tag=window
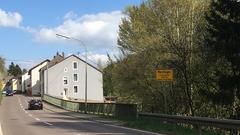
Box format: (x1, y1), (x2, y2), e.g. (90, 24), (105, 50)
(73, 61), (78, 70)
(73, 74), (78, 82)
(73, 85), (78, 93)
(63, 77), (68, 85)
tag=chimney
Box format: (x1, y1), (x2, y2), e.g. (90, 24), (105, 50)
(53, 52), (59, 59)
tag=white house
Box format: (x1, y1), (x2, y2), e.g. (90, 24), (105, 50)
(28, 59), (49, 96)
(21, 72), (30, 93)
(40, 54), (104, 102)
(3, 76), (21, 92)
(11, 76), (21, 91)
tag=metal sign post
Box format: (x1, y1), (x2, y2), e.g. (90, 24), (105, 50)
(156, 69), (174, 114)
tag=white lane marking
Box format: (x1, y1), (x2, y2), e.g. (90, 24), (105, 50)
(0, 122), (3, 135)
(18, 95), (53, 126)
(43, 122), (53, 126)
(35, 118), (40, 121)
(77, 133), (125, 135)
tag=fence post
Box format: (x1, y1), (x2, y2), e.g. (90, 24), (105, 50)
(197, 125), (202, 135)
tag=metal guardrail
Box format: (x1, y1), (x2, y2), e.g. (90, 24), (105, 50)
(43, 94), (137, 118)
(139, 113), (240, 130)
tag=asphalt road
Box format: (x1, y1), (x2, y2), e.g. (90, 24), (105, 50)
(0, 95), (161, 135)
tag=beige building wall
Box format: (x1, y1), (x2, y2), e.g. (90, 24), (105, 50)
(30, 61), (48, 95)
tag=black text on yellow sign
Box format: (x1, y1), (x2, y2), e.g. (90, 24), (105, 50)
(156, 70), (173, 81)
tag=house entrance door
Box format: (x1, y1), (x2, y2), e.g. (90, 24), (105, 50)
(63, 88), (68, 99)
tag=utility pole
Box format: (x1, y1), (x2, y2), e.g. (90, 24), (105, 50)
(56, 34), (88, 114)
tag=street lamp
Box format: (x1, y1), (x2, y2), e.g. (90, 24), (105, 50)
(56, 34), (88, 114)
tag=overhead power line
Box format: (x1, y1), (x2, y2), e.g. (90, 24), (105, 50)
(4, 59), (35, 63)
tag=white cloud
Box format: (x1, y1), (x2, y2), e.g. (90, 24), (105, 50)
(0, 8), (22, 28)
(88, 53), (108, 65)
(64, 11), (78, 20)
(76, 52), (109, 67)
(35, 11), (124, 50)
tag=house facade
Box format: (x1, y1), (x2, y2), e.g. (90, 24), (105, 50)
(28, 59), (49, 96)
(21, 72), (30, 93)
(40, 54), (104, 102)
(3, 76), (21, 92)
(11, 76), (21, 91)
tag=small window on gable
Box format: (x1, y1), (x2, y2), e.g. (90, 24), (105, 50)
(63, 77), (68, 85)
(64, 67), (68, 72)
(73, 85), (78, 93)
(73, 61), (78, 70)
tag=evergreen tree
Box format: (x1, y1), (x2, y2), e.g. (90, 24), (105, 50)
(22, 68), (27, 74)
(8, 62), (22, 77)
(205, 0), (240, 116)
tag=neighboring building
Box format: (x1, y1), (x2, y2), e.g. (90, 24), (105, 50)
(11, 76), (21, 92)
(28, 59), (49, 96)
(21, 72), (30, 93)
(40, 52), (65, 96)
(3, 75), (14, 82)
(40, 53), (104, 102)
(2, 76), (13, 90)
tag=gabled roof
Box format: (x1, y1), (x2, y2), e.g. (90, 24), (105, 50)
(3, 75), (21, 82)
(3, 75), (14, 82)
(40, 54), (65, 71)
(40, 54), (102, 73)
(11, 76), (21, 80)
(28, 59), (50, 75)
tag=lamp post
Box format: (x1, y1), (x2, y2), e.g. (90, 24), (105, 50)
(56, 34), (88, 114)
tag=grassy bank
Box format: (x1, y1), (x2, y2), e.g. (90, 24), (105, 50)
(123, 117), (222, 135)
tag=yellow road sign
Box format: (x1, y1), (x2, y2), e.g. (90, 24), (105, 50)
(156, 70), (173, 81)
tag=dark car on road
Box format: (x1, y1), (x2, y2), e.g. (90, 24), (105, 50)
(28, 99), (43, 110)
(5, 82), (14, 96)
(6, 90), (14, 96)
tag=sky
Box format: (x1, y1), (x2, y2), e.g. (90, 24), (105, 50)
(0, 0), (144, 69)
